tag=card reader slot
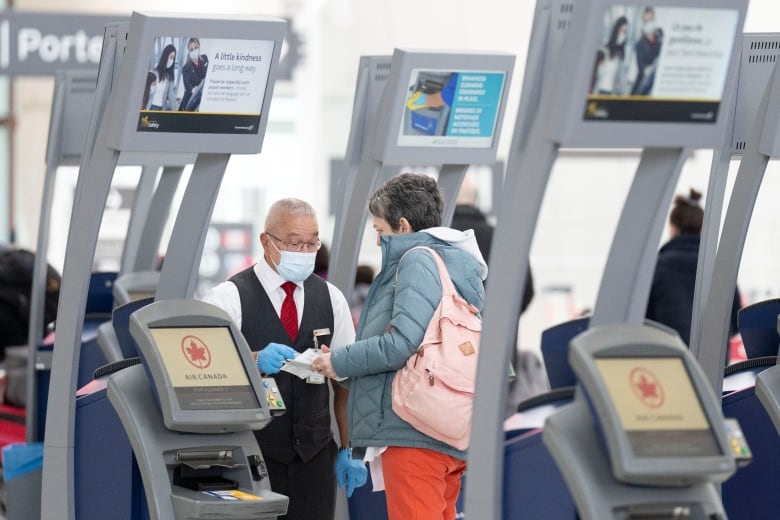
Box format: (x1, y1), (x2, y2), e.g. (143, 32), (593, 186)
(176, 448), (244, 470)
(173, 464), (238, 492)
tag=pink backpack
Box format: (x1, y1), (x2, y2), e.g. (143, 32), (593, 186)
(391, 246), (481, 450)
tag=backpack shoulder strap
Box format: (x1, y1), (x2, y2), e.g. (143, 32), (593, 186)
(398, 246), (456, 297)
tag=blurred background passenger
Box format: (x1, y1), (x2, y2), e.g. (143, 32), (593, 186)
(646, 188), (742, 351)
(450, 175), (545, 413)
(350, 264), (375, 327)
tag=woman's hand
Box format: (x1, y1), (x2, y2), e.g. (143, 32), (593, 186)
(312, 345), (339, 379)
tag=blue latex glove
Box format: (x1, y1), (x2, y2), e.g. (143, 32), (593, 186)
(257, 342), (298, 375)
(335, 448), (368, 498)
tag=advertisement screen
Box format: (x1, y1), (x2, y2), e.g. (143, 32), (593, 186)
(150, 326), (260, 410)
(137, 36), (275, 134)
(584, 5), (739, 123)
(397, 69), (505, 148)
(595, 357), (722, 457)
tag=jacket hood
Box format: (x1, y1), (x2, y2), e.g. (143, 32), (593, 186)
(420, 226), (488, 280)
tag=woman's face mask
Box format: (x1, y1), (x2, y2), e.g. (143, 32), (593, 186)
(269, 239), (316, 282)
(189, 48), (200, 61)
(167, 56), (175, 68)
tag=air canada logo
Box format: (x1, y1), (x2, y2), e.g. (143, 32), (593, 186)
(629, 367), (664, 408)
(586, 101), (608, 119)
(181, 335), (212, 369)
(140, 116), (159, 129)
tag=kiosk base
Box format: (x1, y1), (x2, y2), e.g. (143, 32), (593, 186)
(107, 365), (288, 520)
(544, 402), (727, 520)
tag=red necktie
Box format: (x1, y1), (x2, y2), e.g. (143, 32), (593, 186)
(280, 281), (298, 342)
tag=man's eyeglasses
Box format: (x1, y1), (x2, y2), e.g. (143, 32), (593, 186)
(265, 231), (322, 252)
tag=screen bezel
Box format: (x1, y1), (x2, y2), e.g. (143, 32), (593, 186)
(128, 299), (270, 433)
(569, 325), (734, 486)
(545, 0), (747, 148)
(105, 12), (286, 154)
(371, 48), (515, 165)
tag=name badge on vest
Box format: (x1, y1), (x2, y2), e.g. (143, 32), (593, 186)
(307, 328), (332, 384)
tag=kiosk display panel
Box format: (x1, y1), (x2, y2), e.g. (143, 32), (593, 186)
(106, 12), (286, 154)
(397, 69), (505, 149)
(137, 36), (274, 134)
(594, 356), (721, 458)
(372, 48), (515, 165)
(584, 5), (739, 124)
(546, 0), (747, 148)
(149, 326), (260, 411)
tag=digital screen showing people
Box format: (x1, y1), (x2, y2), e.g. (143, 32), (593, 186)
(138, 36), (275, 134)
(584, 5), (739, 123)
(398, 69), (505, 148)
(595, 357), (722, 457)
(149, 326), (260, 411)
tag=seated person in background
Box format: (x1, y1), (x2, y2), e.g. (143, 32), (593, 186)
(0, 248), (60, 363)
(646, 188), (741, 350)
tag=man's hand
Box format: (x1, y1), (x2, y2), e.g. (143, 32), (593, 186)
(257, 342), (298, 374)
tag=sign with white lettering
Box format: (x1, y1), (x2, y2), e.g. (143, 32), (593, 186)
(0, 11), (125, 75)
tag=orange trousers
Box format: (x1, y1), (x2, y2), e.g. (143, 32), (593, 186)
(381, 446), (466, 520)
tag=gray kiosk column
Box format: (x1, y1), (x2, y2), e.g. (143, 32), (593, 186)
(691, 34), (780, 392)
(40, 13), (287, 520)
(464, 1), (746, 518)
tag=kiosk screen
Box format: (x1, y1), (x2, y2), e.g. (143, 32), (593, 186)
(584, 5), (739, 123)
(397, 69), (505, 148)
(595, 356), (722, 457)
(149, 325), (260, 411)
(137, 36), (275, 134)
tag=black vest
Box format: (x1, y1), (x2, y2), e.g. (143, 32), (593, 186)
(230, 267), (334, 464)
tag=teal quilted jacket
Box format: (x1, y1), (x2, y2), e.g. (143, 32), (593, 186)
(330, 229), (486, 460)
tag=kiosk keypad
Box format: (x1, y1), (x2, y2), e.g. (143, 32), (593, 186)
(262, 377), (286, 414)
(724, 418), (752, 466)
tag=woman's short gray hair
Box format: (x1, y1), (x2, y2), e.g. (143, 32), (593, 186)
(368, 173), (443, 232)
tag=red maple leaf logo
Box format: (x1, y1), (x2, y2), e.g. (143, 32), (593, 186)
(181, 335), (212, 369)
(629, 367), (664, 408)
(635, 374), (658, 399)
(187, 340), (208, 362)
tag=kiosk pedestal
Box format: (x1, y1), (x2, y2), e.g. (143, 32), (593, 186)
(545, 402), (725, 519)
(108, 366), (287, 520)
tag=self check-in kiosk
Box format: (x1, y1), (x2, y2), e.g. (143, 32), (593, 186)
(106, 299), (287, 519)
(464, 1), (748, 518)
(327, 49), (515, 304)
(41, 12), (286, 520)
(544, 323), (746, 519)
